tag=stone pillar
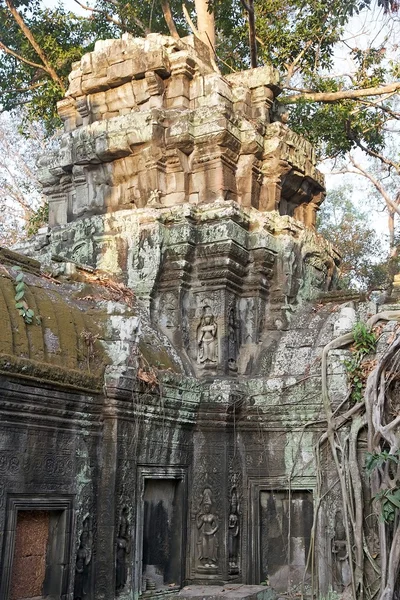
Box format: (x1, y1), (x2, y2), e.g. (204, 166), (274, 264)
(94, 411), (118, 599)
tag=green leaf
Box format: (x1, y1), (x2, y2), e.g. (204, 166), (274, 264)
(15, 281), (25, 292)
(15, 291), (25, 301)
(15, 272), (24, 282)
(387, 492), (400, 509)
(26, 309), (34, 318)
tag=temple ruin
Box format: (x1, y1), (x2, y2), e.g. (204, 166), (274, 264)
(0, 33), (395, 600)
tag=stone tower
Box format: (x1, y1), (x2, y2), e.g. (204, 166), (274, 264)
(1, 33), (371, 600)
(36, 32), (338, 378)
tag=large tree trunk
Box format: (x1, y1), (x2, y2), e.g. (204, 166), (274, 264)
(194, 0), (215, 51)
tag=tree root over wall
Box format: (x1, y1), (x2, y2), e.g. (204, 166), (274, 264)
(312, 311), (400, 600)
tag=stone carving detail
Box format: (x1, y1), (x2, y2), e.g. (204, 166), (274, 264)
(228, 307), (238, 372)
(116, 507), (131, 594)
(332, 510), (351, 591)
(196, 488), (219, 572)
(228, 486), (240, 574)
(161, 292), (178, 329)
(74, 516), (93, 600)
(197, 306), (218, 366)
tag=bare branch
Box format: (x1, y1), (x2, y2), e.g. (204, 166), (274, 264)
(283, 40), (313, 85)
(0, 40), (45, 71)
(284, 81), (400, 104)
(354, 138), (400, 176)
(73, 0), (131, 32)
(349, 155), (400, 217)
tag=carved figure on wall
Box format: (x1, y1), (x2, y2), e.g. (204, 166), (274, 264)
(228, 487), (240, 573)
(332, 509), (351, 591)
(116, 507), (131, 594)
(74, 516), (92, 600)
(228, 307), (238, 371)
(196, 488), (219, 571)
(197, 306), (218, 366)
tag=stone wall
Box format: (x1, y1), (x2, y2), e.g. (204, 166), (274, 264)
(38, 34), (323, 230)
(1, 32), (393, 600)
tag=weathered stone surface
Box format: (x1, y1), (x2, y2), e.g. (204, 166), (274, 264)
(2, 31), (396, 600)
(39, 34), (324, 231)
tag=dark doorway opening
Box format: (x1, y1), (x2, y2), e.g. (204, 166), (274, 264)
(259, 490), (313, 592)
(142, 478), (184, 592)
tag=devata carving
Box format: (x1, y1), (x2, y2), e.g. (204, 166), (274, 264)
(116, 506), (131, 593)
(197, 306), (218, 366)
(228, 487), (240, 574)
(74, 516), (92, 600)
(196, 488), (219, 572)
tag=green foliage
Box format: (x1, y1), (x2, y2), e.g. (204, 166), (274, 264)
(375, 488), (400, 523)
(344, 321), (377, 404)
(255, 0), (372, 77)
(344, 355), (365, 403)
(366, 449), (400, 474)
(317, 186), (387, 291)
(353, 321), (377, 354)
(26, 201), (48, 236)
(366, 450), (400, 522)
(0, 3), (97, 132)
(12, 265), (39, 324)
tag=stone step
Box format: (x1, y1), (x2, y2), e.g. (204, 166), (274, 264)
(174, 585), (277, 600)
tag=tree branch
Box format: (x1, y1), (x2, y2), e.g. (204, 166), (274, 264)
(0, 40), (45, 71)
(283, 40), (313, 85)
(4, 0), (65, 93)
(73, 0), (130, 32)
(100, 0), (151, 32)
(284, 81), (400, 104)
(160, 0), (180, 39)
(354, 138), (400, 176)
(349, 155), (400, 217)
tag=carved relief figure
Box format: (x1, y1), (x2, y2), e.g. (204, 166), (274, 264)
(332, 509), (351, 590)
(74, 517), (92, 600)
(116, 507), (131, 593)
(228, 307), (238, 371)
(228, 487), (240, 573)
(196, 488), (219, 570)
(197, 306), (218, 365)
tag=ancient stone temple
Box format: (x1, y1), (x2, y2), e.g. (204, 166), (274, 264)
(2, 32), (392, 600)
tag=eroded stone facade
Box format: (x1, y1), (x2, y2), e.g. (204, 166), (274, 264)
(38, 33), (323, 229)
(0, 33), (392, 600)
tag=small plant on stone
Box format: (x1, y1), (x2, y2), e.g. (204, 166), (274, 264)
(13, 266), (39, 325)
(344, 321), (377, 404)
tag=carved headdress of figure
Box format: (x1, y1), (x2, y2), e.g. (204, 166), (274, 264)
(202, 487), (213, 507)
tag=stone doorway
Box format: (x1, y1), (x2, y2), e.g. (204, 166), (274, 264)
(259, 490), (313, 592)
(0, 496), (73, 600)
(136, 468), (187, 596)
(247, 479), (314, 590)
